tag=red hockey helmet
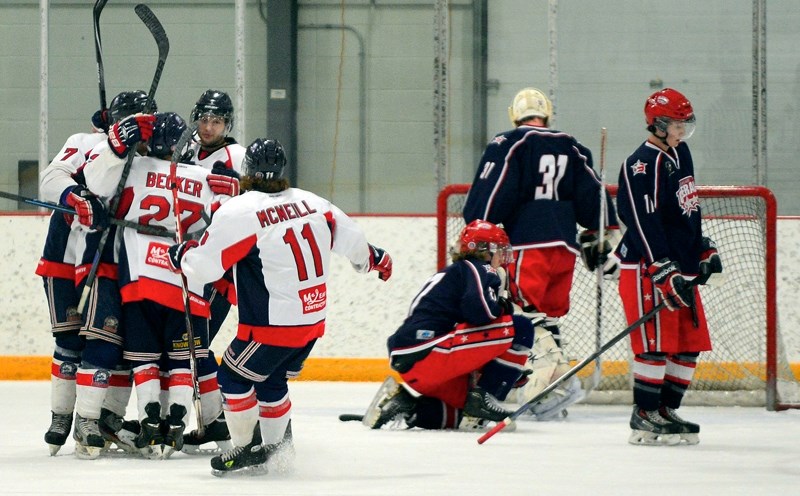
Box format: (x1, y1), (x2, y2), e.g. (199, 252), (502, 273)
(644, 88), (696, 139)
(454, 220), (514, 264)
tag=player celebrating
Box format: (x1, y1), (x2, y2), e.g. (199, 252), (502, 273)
(84, 111), (236, 459)
(463, 87), (619, 415)
(166, 138), (392, 477)
(364, 220), (533, 431)
(179, 88), (246, 454)
(615, 88), (723, 446)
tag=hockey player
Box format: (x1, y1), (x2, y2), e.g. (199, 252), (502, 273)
(37, 91), (154, 457)
(83, 111), (236, 459)
(462, 87), (619, 416)
(166, 138), (392, 477)
(179, 89), (246, 454)
(615, 88), (723, 446)
(364, 220), (534, 431)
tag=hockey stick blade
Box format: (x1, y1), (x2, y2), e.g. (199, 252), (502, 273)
(339, 414), (365, 422)
(93, 0), (109, 111)
(0, 190), (174, 238)
(477, 277), (708, 445)
(134, 4), (169, 113)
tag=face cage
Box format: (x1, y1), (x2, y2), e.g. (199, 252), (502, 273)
(487, 243), (515, 265)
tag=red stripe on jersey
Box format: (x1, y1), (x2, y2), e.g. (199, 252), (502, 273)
(237, 320), (325, 347)
(36, 259), (75, 279)
(120, 277), (210, 317)
(220, 234), (257, 271)
(259, 399), (291, 419)
(325, 210), (335, 248)
(75, 262), (118, 285)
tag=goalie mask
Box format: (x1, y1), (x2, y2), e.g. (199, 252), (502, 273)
(508, 87), (553, 127)
(109, 90), (156, 124)
(148, 112), (187, 158)
(243, 138), (287, 180)
(644, 88), (696, 140)
(190, 89), (234, 135)
(453, 220), (514, 265)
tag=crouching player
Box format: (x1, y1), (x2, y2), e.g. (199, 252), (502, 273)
(364, 220), (534, 430)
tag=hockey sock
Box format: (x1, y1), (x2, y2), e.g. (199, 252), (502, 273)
(51, 344), (80, 415)
(76, 362), (111, 419)
(661, 353), (699, 408)
(632, 353), (667, 411)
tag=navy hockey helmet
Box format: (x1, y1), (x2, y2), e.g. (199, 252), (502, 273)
(190, 89), (234, 134)
(109, 90), (156, 124)
(243, 138), (287, 180)
(148, 112), (188, 158)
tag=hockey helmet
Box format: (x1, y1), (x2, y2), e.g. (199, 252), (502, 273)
(508, 87), (553, 126)
(109, 90), (156, 124)
(243, 138), (287, 180)
(454, 220), (514, 264)
(190, 89), (234, 134)
(148, 112), (188, 158)
(644, 88), (696, 139)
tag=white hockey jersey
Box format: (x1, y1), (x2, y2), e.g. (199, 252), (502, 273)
(181, 187), (373, 347)
(182, 136), (246, 174)
(84, 142), (227, 316)
(36, 131), (106, 278)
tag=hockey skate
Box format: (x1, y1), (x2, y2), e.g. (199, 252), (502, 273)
(659, 406), (700, 445)
(182, 413), (233, 455)
(459, 415), (517, 432)
(45, 411), (73, 456)
(99, 408), (140, 456)
(362, 376), (417, 429)
(265, 420), (295, 475)
(211, 426), (267, 478)
(135, 402), (165, 459)
(161, 404), (187, 459)
(628, 406), (682, 446)
(463, 387), (515, 422)
(72, 414), (105, 459)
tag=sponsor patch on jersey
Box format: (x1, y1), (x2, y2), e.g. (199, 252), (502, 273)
(630, 159), (647, 175)
(145, 242), (172, 270)
(299, 283), (327, 314)
(416, 330), (434, 340)
(676, 176), (699, 216)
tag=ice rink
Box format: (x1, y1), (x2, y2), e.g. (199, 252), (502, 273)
(1, 380), (798, 496)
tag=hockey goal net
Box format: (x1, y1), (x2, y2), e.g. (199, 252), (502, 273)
(437, 184), (800, 410)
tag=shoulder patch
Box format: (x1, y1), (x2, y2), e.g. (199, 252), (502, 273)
(491, 135), (506, 145)
(630, 159), (647, 175)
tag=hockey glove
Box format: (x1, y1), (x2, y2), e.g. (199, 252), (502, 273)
(579, 230), (611, 272)
(602, 253), (621, 281)
(368, 244), (393, 281)
(207, 162), (241, 197)
(61, 185), (108, 230)
(167, 240), (199, 273)
(699, 236), (723, 278)
(647, 258), (691, 311)
(91, 109), (109, 134)
(108, 114), (156, 158)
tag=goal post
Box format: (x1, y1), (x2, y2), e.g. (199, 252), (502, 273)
(437, 184), (800, 411)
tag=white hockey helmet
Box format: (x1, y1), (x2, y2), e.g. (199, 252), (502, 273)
(508, 87), (553, 126)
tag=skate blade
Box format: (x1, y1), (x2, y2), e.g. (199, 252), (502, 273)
(47, 443), (64, 456)
(139, 445), (165, 460)
(74, 443), (103, 460)
(628, 429), (681, 446)
(182, 439), (233, 456)
(211, 463), (268, 478)
(679, 433), (700, 445)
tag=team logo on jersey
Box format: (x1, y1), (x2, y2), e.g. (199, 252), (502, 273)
(491, 135), (506, 145)
(58, 361), (77, 378)
(676, 176), (699, 216)
(299, 283), (327, 314)
(630, 160), (647, 175)
(145, 242), (172, 269)
(66, 306), (81, 322)
(92, 369), (111, 386)
(103, 316), (119, 334)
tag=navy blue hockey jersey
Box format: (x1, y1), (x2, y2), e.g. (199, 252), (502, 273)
(615, 140), (704, 274)
(463, 125), (617, 251)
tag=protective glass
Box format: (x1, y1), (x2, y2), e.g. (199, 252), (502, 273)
(197, 114), (226, 127)
(488, 243), (515, 265)
(666, 116), (696, 140)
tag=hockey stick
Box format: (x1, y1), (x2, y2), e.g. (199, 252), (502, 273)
(477, 276), (708, 445)
(339, 414), (364, 422)
(589, 127), (609, 394)
(78, 3), (169, 315)
(168, 125), (205, 437)
(93, 0), (109, 112)
(0, 190), (174, 237)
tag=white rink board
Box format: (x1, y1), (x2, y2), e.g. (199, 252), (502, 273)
(0, 214), (798, 364)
